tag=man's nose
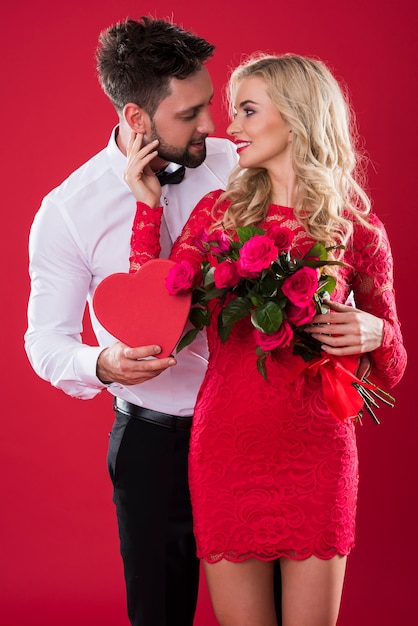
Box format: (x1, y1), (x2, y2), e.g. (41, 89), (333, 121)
(197, 109), (216, 135)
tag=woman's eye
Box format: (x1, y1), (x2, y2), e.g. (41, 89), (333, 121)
(244, 108), (255, 116)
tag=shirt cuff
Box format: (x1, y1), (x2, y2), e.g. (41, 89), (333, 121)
(74, 345), (110, 389)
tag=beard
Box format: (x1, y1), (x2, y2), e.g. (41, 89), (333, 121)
(149, 120), (207, 168)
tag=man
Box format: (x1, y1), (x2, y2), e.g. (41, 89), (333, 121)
(26, 16), (286, 626)
(25, 17), (237, 626)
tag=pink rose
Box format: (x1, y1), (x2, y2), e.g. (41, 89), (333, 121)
(281, 266), (318, 306)
(165, 260), (195, 295)
(286, 300), (317, 327)
(238, 235), (278, 277)
(191, 228), (211, 252)
(214, 260), (240, 289)
(210, 229), (232, 254)
(265, 224), (295, 253)
(253, 321), (293, 351)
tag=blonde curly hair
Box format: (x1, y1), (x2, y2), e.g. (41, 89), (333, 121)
(216, 54), (375, 254)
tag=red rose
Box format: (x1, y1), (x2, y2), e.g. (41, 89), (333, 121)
(238, 235), (278, 277)
(286, 300), (317, 326)
(214, 260), (240, 289)
(281, 266), (318, 306)
(253, 321), (293, 351)
(265, 224), (295, 253)
(165, 260), (195, 295)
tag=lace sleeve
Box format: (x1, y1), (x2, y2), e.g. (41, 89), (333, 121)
(129, 202), (164, 273)
(349, 214), (407, 389)
(169, 190), (225, 272)
(129, 190), (226, 276)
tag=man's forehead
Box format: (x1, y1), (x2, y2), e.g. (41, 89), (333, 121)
(163, 67), (214, 110)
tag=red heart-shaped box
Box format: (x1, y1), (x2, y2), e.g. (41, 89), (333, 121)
(93, 259), (191, 357)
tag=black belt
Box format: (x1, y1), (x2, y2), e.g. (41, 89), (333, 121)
(113, 397), (192, 431)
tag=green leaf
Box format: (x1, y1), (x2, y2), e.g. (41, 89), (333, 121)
(326, 244), (346, 253)
(189, 306), (210, 328)
(303, 258), (346, 268)
(292, 331), (323, 361)
(204, 285), (226, 301)
(236, 225), (265, 244)
(274, 253), (296, 276)
(250, 295), (265, 307)
(256, 351), (268, 380)
(176, 328), (201, 353)
(191, 288), (207, 306)
(218, 316), (233, 343)
(221, 297), (252, 326)
(258, 272), (279, 296)
(304, 242), (328, 261)
(203, 266), (216, 288)
(251, 301), (282, 333)
(317, 275), (336, 295)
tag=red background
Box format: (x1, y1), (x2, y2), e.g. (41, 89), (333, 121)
(2, 0), (416, 623)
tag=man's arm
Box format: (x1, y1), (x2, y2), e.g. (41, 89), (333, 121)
(25, 197), (175, 399)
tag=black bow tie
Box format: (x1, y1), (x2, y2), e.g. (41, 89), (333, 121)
(156, 165), (186, 186)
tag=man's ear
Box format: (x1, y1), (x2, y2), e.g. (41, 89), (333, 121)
(123, 103), (151, 133)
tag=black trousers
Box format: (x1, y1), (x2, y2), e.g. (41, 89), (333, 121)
(108, 406), (282, 626)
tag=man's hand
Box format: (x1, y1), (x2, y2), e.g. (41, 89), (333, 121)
(97, 342), (176, 386)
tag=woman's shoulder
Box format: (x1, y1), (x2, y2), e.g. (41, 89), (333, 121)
(346, 210), (392, 268)
(191, 189), (231, 216)
(346, 209), (387, 241)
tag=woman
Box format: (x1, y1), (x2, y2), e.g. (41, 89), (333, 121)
(124, 54), (406, 626)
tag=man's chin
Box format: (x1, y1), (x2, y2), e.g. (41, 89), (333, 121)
(183, 147), (207, 168)
(157, 144), (206, 169)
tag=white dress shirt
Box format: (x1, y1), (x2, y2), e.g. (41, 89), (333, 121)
(25, 127), (238, 415)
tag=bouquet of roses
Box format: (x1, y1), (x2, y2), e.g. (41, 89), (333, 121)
(165, 224), (395, 424)
(166, 223), (342, 378)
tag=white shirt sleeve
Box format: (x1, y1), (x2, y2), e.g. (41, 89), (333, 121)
(24, 132), (239, 409)
(25, 196), (107, 399)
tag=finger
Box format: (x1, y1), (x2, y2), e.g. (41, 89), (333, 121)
(124, 344), (162, 359)
(136, 138), (159, 158)
(132, 132), (144, 151)
(321, 344), (364, 356)
(134, 356), (177, 372)
(325, 300), (356, 313)
(126, 142), (159, 174)
(127, 130), (137, 156)
(124, 344), (177, 363)
(137, 147), (159, 171)
(312, 333), (359, 347)
(307, 322), (358, 337)
(305, 311), (353, 326)
(125, 149), (158, 182)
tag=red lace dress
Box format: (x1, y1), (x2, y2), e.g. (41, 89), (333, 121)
(130, 190), (407, 563)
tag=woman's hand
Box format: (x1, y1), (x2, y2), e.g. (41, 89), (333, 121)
(124, 131), (161, 207)
(303, 300), (384, 356)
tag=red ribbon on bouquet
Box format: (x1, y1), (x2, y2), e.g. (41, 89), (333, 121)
(287, 354), (386, 423)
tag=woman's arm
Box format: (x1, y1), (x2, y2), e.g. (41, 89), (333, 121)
(124, 129), (224, 275)
(304, 215), (406, 389)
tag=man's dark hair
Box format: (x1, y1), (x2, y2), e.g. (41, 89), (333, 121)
(96, 17), (215, 116)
